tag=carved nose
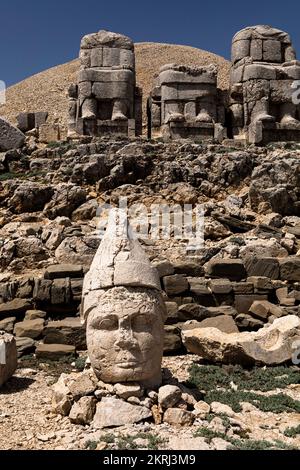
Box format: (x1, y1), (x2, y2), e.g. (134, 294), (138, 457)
(115, 327), (137, 349)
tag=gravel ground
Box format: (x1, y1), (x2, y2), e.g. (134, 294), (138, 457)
(0, 355), (299, 451)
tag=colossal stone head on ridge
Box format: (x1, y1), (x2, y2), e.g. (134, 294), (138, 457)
(81, 210), (166, 388)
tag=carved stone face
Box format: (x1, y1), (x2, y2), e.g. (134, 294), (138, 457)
(85, 287), (165, 387)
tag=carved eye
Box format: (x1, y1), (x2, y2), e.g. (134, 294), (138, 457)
(132, 314), (150, 332)
(95, 317), (118, 331)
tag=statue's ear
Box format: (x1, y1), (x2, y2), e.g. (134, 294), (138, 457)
(81, 297), (97, 324)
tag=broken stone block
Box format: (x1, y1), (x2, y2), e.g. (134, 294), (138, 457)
(0, 332), (17, 387)
(247, 276), (273, 291)
(235, 294), (268, 314)
(43, 318), (86, 350)
(114, 383), (143, 400)
(276, 287), (296, 306)
(244, 257), (279, 279)
(35, 343), (75, 360)
(158, 385), (182, 409)
(209, 279), (232, 294)
(93, 397), (152, 429)
(232, 282), (254, 294)
(69, 396), (97, 424)
(0, 117), (25, 151)
(15, 337), (35, 357)
(0, 317), (16, 333)
(249, 300), (283, 320)
(235, 314), (265, 331)
(44, 264), (84, 280)
(52, 373), (73, 416)
(151, 260), (174, 278)
(184, 315), (239, 334)
(182, 315), (300, 365)
(33, 279), (52, 303)
(165, 302), (179, 323)
(173, 261), (204, 277)
(280, 258), (300, 282)
(68, 372), (97, 400)
(188, 277), (210, 296)
(205, 259), (246, 281)
(163, 274), (189, 296)
(177, 304), (211, 322)
(14, 319), (45, 339)
(0, 299), (32, 319)
(193, 401), (211, 417)
(25, 310), (47, 320)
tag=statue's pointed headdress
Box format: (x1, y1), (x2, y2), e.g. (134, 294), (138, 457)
(81, 209), (161, 322)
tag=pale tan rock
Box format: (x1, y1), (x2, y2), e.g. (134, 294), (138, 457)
(182, 315), (300, 365)
(93, 397), (152, 429)
(113, 383), (143, 399)
(163, 408), (195, 426)
(69, 396), (97, 424)
(194, 401), (211, 417)
(158, 385), (182, 409)
(51, 373), (73, 416)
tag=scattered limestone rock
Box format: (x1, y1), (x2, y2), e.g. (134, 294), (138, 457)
(93, 397), (152, 429)
(163, 408), (195, 426)
(52, 373), (73, 416)
(158, 385), (182, 409)
(193, 401), (211, 417)
(114, 383), (143, 399)
(68, 372), (97, 400)
(69, 396), (97, 425)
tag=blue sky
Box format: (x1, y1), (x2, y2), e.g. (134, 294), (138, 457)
(1, 0), (300, 86)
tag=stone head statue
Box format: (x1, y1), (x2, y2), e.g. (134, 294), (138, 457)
(81, 209), (166, 388)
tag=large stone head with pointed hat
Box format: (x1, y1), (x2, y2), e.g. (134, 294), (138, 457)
(81, 209), (166, 388)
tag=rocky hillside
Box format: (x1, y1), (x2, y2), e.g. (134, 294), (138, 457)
(0, 43), (230, 129)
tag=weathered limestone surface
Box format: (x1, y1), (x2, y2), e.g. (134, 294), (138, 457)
(93, 397), (152, 428)
(182, 315), (300, 365)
